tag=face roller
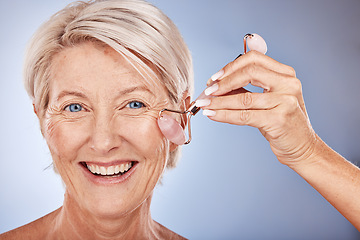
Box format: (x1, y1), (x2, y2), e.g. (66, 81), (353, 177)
(157, 33), (267, 145)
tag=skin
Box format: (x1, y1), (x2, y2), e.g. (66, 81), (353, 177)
(0, 42), (186, 240)
(201, 50), (360, 230)
(1, 39), (359, 238)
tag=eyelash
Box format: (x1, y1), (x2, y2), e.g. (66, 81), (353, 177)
(126, 101), (146, 109)
(64, 103), (84, 113)
(63, 100), (146, 113)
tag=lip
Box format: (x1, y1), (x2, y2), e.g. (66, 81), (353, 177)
(79, 160), (138, 185)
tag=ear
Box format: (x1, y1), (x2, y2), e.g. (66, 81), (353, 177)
(33, 103), (37, 114)
(33, 103), (41, 119)
(33, 103), (45, 137)
(169, 92), (191, 152)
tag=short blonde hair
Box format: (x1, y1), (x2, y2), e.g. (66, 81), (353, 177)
(23, 0), (194, 168)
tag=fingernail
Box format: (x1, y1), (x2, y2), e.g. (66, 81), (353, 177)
(195, 98), (211, 107)
(210, 69), (224, 81)
(203, 109), (216, 117)
(204, 83), (219, 96)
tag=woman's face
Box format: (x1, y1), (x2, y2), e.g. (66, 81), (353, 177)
(41, 42), (173, 218)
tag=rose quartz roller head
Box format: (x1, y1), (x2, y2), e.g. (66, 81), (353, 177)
(158, 33), (267, 145)
(157, 89), (210, 145)
(157, 103), (199, 145)
(157, 111), (187, 145)
(244, 33), (267, 54)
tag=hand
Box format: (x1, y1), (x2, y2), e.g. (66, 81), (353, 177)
(201, 51), (318, 167)
(200, 51), (360, 230)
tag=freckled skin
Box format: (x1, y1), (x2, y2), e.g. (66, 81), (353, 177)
(2, 42), (185, 240)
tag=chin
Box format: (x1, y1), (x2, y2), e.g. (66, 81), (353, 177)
(69, 170), (154, 219)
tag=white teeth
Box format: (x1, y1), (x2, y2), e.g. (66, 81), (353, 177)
(99, 166), (107, 175)
(115, 165), (120, 174)
(107, 166), (115, 175)
(86, 162), (133, 176)
(95, 165), (100, 174)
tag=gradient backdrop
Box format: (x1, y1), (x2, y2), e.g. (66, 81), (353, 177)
(1, 0), (360, 239)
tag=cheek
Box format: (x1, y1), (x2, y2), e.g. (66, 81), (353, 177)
(120, 115), (170, 173)
(123, 117), (170, 188)
(43, 116), (90, 161)
(43, 113), (169, 170)
(121, 116), (166, 153)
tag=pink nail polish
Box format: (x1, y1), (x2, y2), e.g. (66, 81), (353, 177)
(210, 69), (224, 81)
(204, 83), (219, 96)
(195, 99), (211, 107)
(202, 109), (216, 117)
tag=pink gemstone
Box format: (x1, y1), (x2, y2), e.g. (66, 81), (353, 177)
(247, 33), (267, 54)
(157, 113), (186, 145)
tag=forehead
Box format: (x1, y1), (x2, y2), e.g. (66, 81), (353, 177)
(49, 42), (166, 99)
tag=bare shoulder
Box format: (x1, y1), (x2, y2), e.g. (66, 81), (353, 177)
(154, 221), (187, 240)
(0, 208), (61, 240)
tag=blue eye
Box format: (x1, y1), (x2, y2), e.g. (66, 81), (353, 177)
(127, 101), (145, 109)
(66, 103), (83, 112)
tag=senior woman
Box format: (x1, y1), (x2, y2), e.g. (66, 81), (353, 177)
(1, 0), (360, 239)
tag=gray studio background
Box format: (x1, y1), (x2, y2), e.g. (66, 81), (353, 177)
(1, 0), (360, 239)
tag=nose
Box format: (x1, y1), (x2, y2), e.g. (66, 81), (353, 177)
(89, 115), (120, 155)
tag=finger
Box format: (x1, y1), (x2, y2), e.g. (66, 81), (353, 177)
(203, 73), (306, 118)
(223, 87), (249, 96)
(212, 64), (302, 97)
(204, 108), (269, 129)
(204, 98), (300, 131)
(210, 51), (296, 83)
(207, 92), (287, 111)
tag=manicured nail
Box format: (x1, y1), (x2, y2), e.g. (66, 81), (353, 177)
(203, 109), (216, 117)
(210, 69), (224, 81)
(204, 83), (219, 96)
(195, 98), (211, 107)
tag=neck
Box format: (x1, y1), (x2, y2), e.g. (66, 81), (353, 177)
(52, 191), (158, 240)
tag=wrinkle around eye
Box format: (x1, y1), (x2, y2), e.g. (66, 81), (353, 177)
(46, 103), (89, 121)
(118, 106), (149, 117)
(117, 98), (174, 120)
(116, 111), (159, 125)
(117, 105), (161, 120)
(116, 98), (149, 116)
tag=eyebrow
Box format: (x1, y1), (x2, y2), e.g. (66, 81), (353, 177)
(117, 86), (155, 97)
(55, 86), (155, 102)
(56, 91), (88, 102)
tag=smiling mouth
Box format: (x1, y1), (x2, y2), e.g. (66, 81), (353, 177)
(81, 162), (134, 177)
